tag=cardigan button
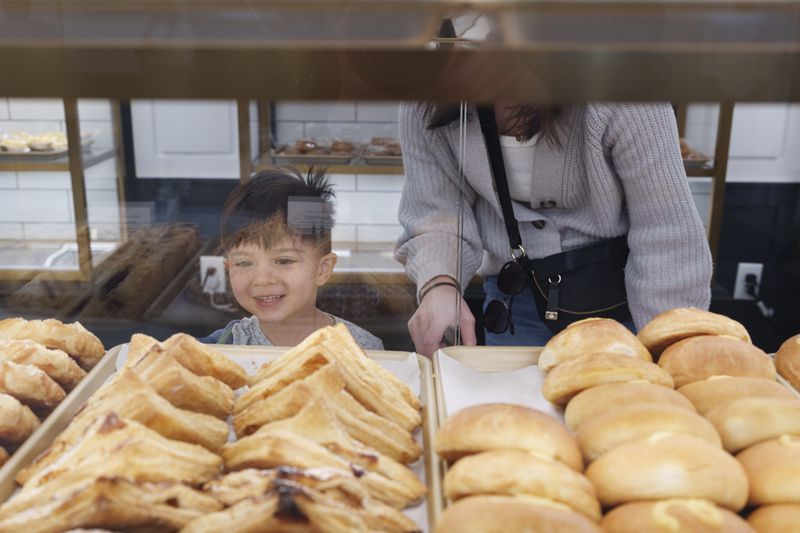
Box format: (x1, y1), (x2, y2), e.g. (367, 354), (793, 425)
(532, 220), (546, 229)
(540, 200), (557, 208)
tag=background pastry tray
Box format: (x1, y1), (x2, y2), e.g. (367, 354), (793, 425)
(0, 346), (122, 503)
(0, 344), (442, 531)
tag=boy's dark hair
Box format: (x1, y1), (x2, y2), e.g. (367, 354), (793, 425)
(221, 166), (336, 254)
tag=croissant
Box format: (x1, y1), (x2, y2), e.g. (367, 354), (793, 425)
(0, 318), (104, 370)
(0, 339), (86, 390)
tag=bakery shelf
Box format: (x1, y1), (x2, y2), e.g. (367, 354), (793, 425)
(252, 154), (404, 175)
(0, 148), (116, 172)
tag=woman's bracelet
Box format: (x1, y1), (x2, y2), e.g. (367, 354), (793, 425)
(418, 279), (461, 304)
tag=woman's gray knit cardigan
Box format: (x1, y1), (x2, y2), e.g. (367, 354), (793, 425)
(394, 102), (713, 330)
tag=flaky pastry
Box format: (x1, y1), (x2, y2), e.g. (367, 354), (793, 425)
(0, 317), (104, 370)
(16, 412), (222, 489)
(69, 370), (228, 452)
(240, 326), (420, 432)
(0, 359), (65, 412)
(0, 393), (40, 444)
(128, 343), (234, 418)
(0, 339), (86, 390)
(234, 363), (421, 463)
(128, 333), (247, 389)
(253, 398), (426, 509)
(0, 476), (221, 533)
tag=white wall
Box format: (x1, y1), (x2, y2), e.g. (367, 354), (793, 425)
(0, 98), (121, 242)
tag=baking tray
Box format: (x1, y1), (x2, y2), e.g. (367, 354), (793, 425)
(0, 148), (68, 159)
(0, 346), (121, 502)
(362, 152), (403, 166)
(0, 344), (442, 530)
(211, 345), (442, 530)
(270, 147), (357, 166)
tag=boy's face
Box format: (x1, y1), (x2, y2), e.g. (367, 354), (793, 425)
(225, 236), (336, 326)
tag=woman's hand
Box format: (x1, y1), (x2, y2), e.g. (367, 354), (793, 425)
(408, 277), (477, 357)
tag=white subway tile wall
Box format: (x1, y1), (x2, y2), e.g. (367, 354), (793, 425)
(273, 102), (405, 249)
(0, 97), (121, 247)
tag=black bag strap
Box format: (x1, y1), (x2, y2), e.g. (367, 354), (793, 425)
(476, 106), (525, 255)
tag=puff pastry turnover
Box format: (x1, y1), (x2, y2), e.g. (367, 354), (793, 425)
(127, 343), (234, 419)
(0, 318), (104, 370)
(253, 398), (426, 509)
(241, 325), (420, 432)
(188, 467), (419, 533)
(234, 362), (421, 464)
(16, 411), (222, 488)
(0, 339), (86, 390)
(128, 333), (247, 390)
(0, 476), (221, 533)
(0, 393), (40, 444)
(78, 370), (228, 451)
(0, 359), (65, 412)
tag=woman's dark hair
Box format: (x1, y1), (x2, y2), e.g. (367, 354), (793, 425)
(221, 166), (335, 254)
(426, 103), (564, 146)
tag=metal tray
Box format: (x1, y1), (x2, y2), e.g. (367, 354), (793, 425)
(270, 147), (357, 166)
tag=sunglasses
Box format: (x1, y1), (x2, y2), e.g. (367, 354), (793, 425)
(485, 256), (529, 334)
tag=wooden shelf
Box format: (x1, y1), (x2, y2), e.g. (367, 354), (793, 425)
(0, 149), (116, 172)
(252, 155), (404, 176)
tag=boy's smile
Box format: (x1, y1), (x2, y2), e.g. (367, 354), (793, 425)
(225, 237), (336, 338)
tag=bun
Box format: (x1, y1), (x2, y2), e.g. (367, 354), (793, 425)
(542, 353), (674, 406)
(435, 403), (582, 471)
(704, 397), (800, 452)
(443, 450), (601, 521)
(637, 308), (751, 356)
(433, 495), (603, 533)
(677, 376), (795, 415)
(566, 381), (695, 432)
(736, 435), (800, 505)
(575, 404), (721, 463)
(601, 500), (754, 533)
(748, 504), (800, 532)
(538, 318), (651, 371)
(776, 334), (800, 391)
(658, 335), (775, 387)
(585, 433), (749, 511)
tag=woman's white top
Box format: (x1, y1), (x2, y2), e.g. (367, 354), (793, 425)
(499, 134), (538, 203)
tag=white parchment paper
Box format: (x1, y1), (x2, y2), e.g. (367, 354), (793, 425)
(116, 344), (428, 532)
(436, 350), (564, 423)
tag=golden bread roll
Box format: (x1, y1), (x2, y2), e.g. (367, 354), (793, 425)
(678, 376), (796, 415)
(565, 381), (695, 432)
(747, 504), (800, 533)
(542, 353), (674, 406)
(601, 499), (755, 533)
(585, 432), (749, 511)
(443, 450), (601, 521)
(776, 334), (800, 392)
(0, 393), (40, 444)
(433, 495), (603, 533)
(539, 318), (651, 371)
(658, 335), (775, 387)
(0, 317), (104, 370)
(0, 339), (86, 390)
(0, 359), (65, 412)
(704, 397), (800, 452)
(736, 435), (800, 505)
(435, 403), (582, 471)
(637, 307), (751, 356)
(575, 403), (721, 462)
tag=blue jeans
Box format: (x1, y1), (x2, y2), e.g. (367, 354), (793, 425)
(483, 275), (636, 346)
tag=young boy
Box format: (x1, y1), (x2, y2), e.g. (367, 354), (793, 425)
(201, 167), (383, 349)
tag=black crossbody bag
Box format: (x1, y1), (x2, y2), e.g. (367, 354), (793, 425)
(476, 106), (632, 333)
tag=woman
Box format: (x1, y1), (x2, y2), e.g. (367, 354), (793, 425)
(395, 102), (713, 356)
